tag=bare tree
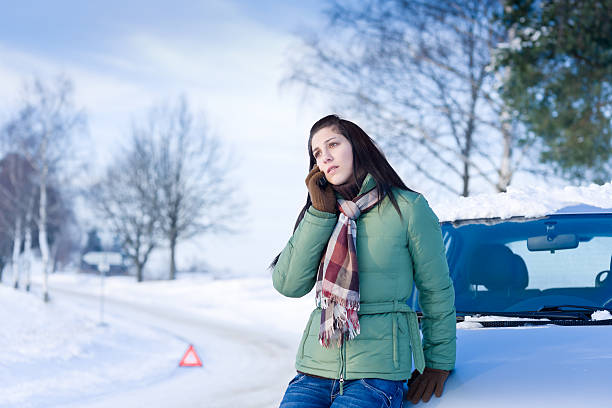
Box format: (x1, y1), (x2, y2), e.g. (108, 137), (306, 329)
(33, 182), (78, 279)
(0, 229), (10, 281)
(90, 97), (244, 281)
(0, 152), (76, 290)
(285, 0), (543, 196)
(3, 75), (85, 301)
(140, 97), (244, 280)
(0, 157), (12, 281)
(0, 153), (37, 289)
(89, 135), (160, 282)
(49, 213), (81, 274)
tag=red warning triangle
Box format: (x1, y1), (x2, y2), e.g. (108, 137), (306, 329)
(179, 344), (203, 367)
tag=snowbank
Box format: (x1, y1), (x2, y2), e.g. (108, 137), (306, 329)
(432, 181), (612, 222)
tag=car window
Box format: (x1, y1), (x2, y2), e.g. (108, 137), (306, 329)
(508, 237), (612, 289)
(442, 214), (612, 312)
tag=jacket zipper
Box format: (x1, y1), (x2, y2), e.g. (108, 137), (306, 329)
(339, 338), (346, 395)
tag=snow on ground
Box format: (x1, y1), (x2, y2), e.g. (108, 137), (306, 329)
(1, 267), (314, 407)
(432, 181), (612, 222)
(0, 281), (186, 408)
(29, 270), (313, 340)
(5, 263), (612, 407)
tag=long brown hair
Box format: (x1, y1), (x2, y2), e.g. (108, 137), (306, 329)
(269, 114), (416, 270)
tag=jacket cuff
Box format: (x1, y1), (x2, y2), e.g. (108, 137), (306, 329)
(426, 362), (455, 371)
(305, 205), (338, 225)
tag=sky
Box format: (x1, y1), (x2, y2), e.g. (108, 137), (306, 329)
(0, 0), (577, 278)
(0, 0), (335, 277)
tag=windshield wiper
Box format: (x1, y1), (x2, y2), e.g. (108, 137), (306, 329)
(537, 304), (611, 313)
(457, 305), (612, 322)
(456, 310), (585, 321)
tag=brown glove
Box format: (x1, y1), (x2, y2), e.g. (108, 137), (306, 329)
(305, 165), (337, 214)
(406, 367), (450, 404)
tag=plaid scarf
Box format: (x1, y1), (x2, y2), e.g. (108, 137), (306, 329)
(315, 187), (381, 347)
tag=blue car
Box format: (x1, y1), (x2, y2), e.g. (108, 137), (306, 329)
(404, 204), (612, 407)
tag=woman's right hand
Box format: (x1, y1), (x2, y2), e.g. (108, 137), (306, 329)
(305, 165), (337, 214)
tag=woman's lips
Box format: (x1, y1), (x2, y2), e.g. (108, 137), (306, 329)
(327, 166), (339, 174)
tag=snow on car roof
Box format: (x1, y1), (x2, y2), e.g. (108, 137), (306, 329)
(432, 181), (612, 222)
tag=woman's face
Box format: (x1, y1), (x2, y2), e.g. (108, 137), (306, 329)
(311, 126), (354, 185)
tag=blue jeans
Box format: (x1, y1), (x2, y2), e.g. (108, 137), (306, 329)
(279, 372), (405, 408)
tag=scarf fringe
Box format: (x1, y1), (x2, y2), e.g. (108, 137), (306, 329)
(318, 320), (361, 348)
(316, 293), (360, 311)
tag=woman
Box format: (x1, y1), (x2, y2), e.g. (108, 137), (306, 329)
(271, 114), (456, 407)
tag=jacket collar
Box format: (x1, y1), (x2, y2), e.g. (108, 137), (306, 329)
(359, 173), (377, 195)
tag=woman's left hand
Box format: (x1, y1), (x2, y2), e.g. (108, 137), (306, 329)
(406, 367), (450, 404)
(305, 165), (337, 214)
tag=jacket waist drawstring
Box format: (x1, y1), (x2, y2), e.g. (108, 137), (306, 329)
(357, 301), (426, 374)
(316, 299), (426, 393)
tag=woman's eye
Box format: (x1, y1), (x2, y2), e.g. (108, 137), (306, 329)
(314, 152), (320, 158)
(329, 142), (337, 148)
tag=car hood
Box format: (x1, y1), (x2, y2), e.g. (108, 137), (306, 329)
(403, 324), (612, 407)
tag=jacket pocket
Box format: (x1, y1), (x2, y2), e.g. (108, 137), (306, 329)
(392, 313), (399, 369)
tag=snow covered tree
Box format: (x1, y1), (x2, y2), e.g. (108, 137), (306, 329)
(0, 151), (76, 290)
(0, 153), (37, 289)
(2, 75), (86, 301)
(37, 185), (78, 276)
(0, 229), (10, 282)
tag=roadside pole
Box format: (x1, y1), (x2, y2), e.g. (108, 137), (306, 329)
(99, 260), (109, 326)
(83, 251), (121, 327)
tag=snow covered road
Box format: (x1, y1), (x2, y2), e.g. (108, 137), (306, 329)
(6, 272), (428, 407)
(45, 282), (298, 408)
(2, 271), (317, 407)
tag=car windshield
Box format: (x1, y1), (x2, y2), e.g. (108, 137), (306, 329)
(439, 213), (612, 313)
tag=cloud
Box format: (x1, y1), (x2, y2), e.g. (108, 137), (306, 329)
(0, 2), (331, 276)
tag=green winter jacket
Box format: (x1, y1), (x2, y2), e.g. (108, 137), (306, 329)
(272, 173), (456, 383)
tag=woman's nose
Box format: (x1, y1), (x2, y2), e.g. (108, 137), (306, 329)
(321, 150), (333, 163)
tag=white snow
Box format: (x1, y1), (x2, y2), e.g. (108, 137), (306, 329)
(496, 37), (523, 51)
(432, 181), (612, 222)
(591, 310), (612, 321)
(0, 268), (314, 407)
(462, 315), (550, 322)
(3, 228), (612, 407)
(28, 271), (312, 337)
(456, 321), (483, 329)
(456, 315), (552, 330)
(0, 283), (186, 408)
